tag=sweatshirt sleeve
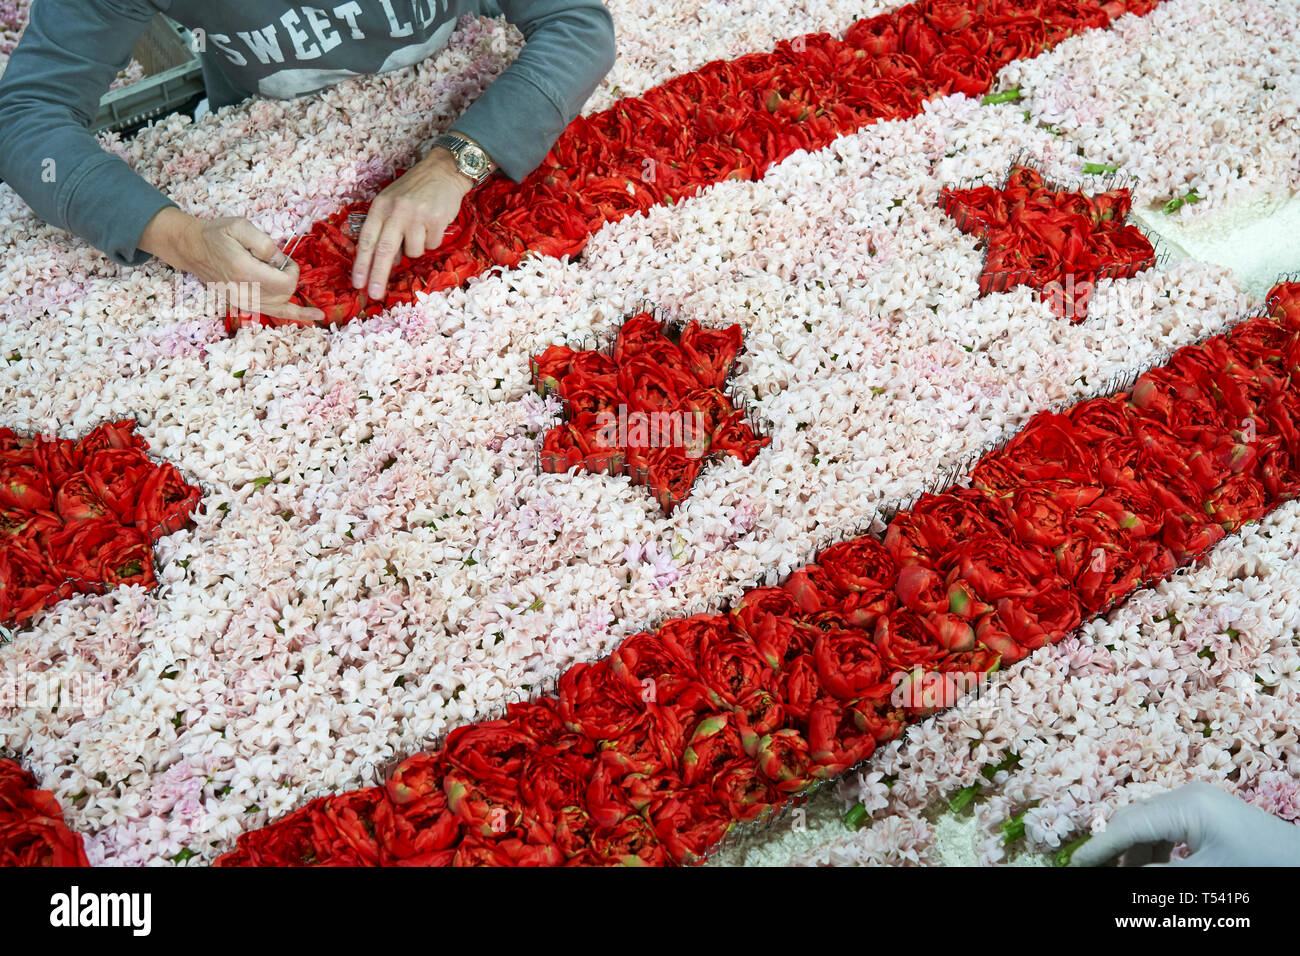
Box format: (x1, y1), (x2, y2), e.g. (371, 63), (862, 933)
(0, 0), (177, 267)
(451, 0), (616, 183)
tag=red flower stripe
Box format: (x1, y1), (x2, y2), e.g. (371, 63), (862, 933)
(232, 0), (1166, 331)
(941, 164), (1158, 322)
(0, 758), (89, 866)
(0, 420), (204, 630)
(210, 282), (1300, 866)
(533, 310), (769, 512)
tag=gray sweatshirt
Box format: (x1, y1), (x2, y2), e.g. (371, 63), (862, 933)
(0, 1), (616, 266)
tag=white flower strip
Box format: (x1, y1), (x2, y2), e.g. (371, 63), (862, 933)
(1001, 0), (1300, 219)
(0, 0), (1292, 864)
(786, 497), (1300, 867)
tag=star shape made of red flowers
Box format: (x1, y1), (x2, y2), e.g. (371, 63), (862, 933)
(0, 420), (204, 630)
(531, 311), (769, 512)
(940, 165), (1157, 324)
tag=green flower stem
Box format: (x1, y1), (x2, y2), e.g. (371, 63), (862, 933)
(982, 87), (1023, 105)
(844, 802), (868, 830)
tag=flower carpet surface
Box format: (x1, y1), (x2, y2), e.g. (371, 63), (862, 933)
(1, 0), (1299, 865)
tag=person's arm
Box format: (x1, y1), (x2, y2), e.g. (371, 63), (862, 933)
(0, 0), (174, 266)
(452, 0), (617, 183)
(351, 0), (617, 298)
(0, 0), (323, 323)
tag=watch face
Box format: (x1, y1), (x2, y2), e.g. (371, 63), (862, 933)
(459, 146), (489, 178)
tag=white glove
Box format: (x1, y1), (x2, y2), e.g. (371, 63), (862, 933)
(1073, 782), (1300, 867)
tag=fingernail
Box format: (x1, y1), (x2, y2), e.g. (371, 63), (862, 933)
(369, 285), (383, 298)
(352, 274), (364, 289)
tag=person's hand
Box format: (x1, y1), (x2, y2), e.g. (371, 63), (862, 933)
(350, 146), (474, 302)
(1073, 782), (1300, 867)
(138, 207), (327, 327)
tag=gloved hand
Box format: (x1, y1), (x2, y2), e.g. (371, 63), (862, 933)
(1073, 781), (1300, 867)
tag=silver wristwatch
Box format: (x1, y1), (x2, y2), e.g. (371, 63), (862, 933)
(434, 132), (494, 187)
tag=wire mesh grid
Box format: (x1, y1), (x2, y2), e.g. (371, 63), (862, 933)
(1267, 275), (1300, 314)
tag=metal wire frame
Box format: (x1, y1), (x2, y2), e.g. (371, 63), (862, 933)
(1267, 274), (1300, 314)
